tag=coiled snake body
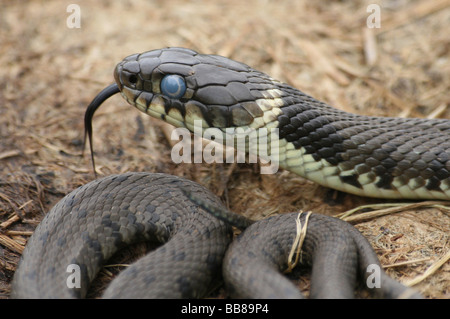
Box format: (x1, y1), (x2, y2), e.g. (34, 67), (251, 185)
(12, 47), (448, 298)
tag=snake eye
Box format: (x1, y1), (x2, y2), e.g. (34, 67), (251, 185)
(160, 75), (186, 99)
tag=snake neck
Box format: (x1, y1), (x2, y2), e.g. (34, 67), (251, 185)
(268, 87), (450, 199)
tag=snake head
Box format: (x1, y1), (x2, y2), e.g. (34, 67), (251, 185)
(84, 47), (285, 174)
(113, 47), (284, 132)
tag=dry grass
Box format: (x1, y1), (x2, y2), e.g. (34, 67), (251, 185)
(0, 0), (449, 298)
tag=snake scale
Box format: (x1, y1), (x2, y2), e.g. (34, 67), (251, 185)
(12, 47), (448, 298)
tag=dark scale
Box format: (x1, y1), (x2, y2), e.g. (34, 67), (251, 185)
(278, 98), (347, 172)
(276, 93), (450, 192)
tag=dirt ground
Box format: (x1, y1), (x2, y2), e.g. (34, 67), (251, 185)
(0, 0), (449, 298)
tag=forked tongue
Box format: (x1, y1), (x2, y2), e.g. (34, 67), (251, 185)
(83, 83), (121, 175)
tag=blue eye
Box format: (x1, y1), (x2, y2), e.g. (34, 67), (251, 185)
(160, 75), (186, 99)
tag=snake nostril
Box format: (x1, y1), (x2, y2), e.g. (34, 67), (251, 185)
(128, 74), (138, 85)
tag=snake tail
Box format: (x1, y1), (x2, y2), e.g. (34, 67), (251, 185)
(182, 188), (253, 229)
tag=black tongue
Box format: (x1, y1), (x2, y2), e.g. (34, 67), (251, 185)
(83, 83), (120, 175)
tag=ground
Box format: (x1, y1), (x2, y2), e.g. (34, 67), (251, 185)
(0, 0), (449, 298)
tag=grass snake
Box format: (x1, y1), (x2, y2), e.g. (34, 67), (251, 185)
(12, 47), (448, 298)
